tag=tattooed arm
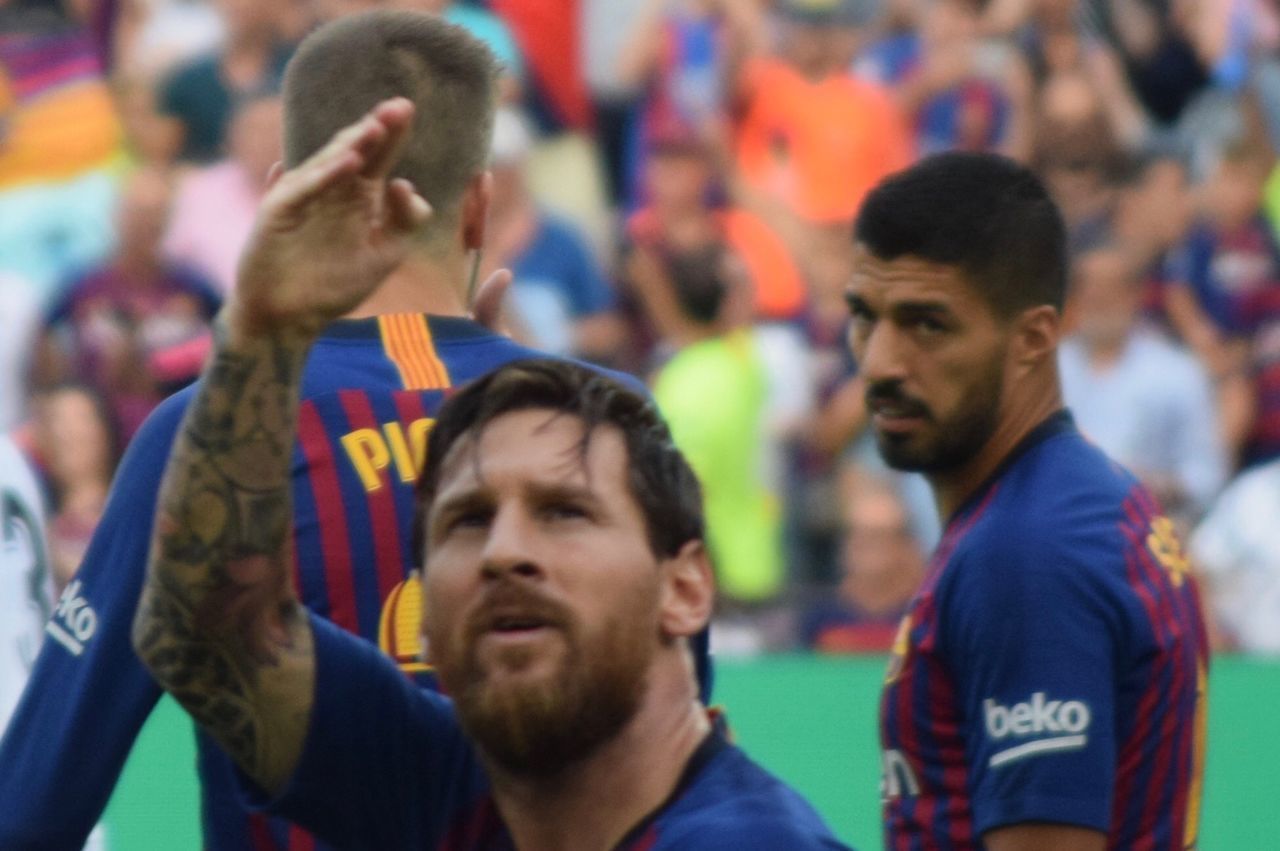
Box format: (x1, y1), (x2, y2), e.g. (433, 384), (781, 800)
(132, 98), (432, 794)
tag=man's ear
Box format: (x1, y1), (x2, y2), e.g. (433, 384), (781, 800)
(659, 540), (715, 640)
(461, 171), (493, 251)
(1011, 305), (1060, 373)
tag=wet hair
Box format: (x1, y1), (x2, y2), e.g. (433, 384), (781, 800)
(412, 360), (704, 561)
(855, 151), (1068, 315)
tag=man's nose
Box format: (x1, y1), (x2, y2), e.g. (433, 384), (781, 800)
(479, 504), (543, 581)
(853, 322), (910, 385)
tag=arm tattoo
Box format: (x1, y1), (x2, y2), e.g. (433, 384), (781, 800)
(134, 322), (315, 787)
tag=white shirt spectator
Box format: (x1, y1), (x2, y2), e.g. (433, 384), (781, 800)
(0, 435), (53, 733)
(0, 272), (45, 430)
(1191, 459), (1280, 653)
(1059, 328), (1228, 516)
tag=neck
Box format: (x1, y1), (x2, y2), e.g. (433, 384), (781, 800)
(929, 372), (1063, 519)
(487, 660), (710, 851)
(344, 249), (471, 319)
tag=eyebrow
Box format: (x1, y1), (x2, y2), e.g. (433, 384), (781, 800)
(845, 292), (956, 319)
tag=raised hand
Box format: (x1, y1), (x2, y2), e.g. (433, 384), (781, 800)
(228, 97), (432, 339)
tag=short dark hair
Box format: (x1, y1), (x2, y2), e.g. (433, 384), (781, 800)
(282, 11), (499, 232)
(668, 244), (728, 325)
(855, 152), (1068, 315)
(413, 360), (704, 561)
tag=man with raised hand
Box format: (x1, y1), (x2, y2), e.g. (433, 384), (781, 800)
(132, 94), (848, 850)
(0, 12), (708, 851)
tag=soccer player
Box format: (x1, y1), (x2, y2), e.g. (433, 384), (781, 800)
(130, 93), (847, 848)
(0, 12), (704, 850)
(846, 153), (1209, 849)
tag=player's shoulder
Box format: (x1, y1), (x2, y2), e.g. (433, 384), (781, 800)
(952, 417), (1147, 583)
(656, 743), (851, 850)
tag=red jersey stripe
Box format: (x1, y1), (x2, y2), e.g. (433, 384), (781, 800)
(338, 390), (404, 604)
(297, 401), (359, 633)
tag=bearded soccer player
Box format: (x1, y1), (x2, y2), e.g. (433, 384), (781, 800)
(847, 153), (1208, 850)
(0, 12), (708, 851)
(130, 94), (847, 849)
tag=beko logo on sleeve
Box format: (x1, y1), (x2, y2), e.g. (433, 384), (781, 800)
(983, 692), (1091, 768)
(45, 579), (98, 656)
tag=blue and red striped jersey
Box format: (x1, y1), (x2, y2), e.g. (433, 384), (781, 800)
(0, 315), (698, 851)
(880, 412), (1208, 849)
(252, 615), (849, 850)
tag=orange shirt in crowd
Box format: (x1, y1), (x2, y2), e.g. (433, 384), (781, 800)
(629, 206), (808, 321)
(734, 58), (912, 223)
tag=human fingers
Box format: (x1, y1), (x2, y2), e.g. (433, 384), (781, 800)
(385, 177), (432, 234)
(358, 97), (416, 181)
(266, 112), (388, 214)
(471, 268), (513, 333)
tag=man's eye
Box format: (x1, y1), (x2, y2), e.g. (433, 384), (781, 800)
(542, 503), (589, 522)
(912, 317), (947, 335)
(449, 510), (491, 531)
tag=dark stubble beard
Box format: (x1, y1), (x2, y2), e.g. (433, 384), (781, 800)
(872, 354), (1006, 474)
(437, 588), (658, 779)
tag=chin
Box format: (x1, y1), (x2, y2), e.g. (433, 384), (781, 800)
(875, 432), (935, 472)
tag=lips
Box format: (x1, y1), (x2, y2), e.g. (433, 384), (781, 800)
(466, 585), (570, 643)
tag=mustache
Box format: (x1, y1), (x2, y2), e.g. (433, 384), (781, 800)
(864, 381), (932, 419)
(463, 579), (573, 641)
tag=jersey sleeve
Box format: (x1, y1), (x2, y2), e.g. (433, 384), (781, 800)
(250, 613), (487, 848)
(937, 530), (1131, 837)
(0, 389), (191, 849)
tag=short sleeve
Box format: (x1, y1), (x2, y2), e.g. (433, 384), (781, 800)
(253, 615), (487, 849)
(938, 536), (1128, 836)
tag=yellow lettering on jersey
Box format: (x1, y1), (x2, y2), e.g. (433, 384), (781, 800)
(340, 418), (436, 493)
(341, 428), (390, 492)
(1147, 516), (1190, 587)
(408, 417), (434, 474)
(382, 422), (418, 484)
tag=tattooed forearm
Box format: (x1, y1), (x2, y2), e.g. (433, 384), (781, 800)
(134, 320), (316, 792)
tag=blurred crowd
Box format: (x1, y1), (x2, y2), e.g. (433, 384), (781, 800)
(3, 0), (1280, 656)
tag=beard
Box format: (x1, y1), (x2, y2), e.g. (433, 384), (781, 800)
(869, 355), (1005, 474)
(431, 582), (657, 778)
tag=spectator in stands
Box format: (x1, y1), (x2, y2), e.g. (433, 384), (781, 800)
(392, 0), (525, 100)
(1160, 141), (1278, 461)
(163, 94), (284, 294)
(482, 108), (625, 363)
(625, 132), (814, 490)
(33, 169), (221, 438)
(626, 133), (808, 340)
(800, 474), (925, 653)
(29, 383), (121, 590)
(860, 0), (1035, 160)
(615, 0), (765, 206)
(730, 0), (912, 228)
(0, 271), (45, 431)
(0, 0), (123, 297)
(652, 244), (784, 610)
(156, 0), (293, 162)
(1060, 244), (1227, 521)
(1190, 455), (1280, 653)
